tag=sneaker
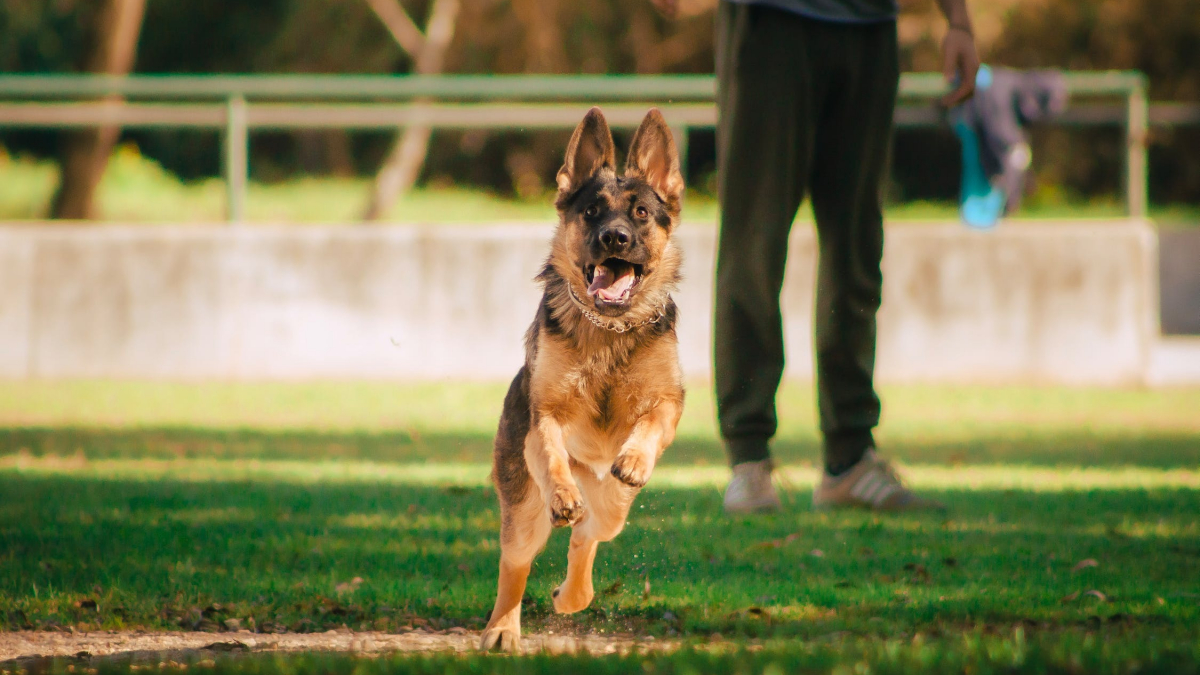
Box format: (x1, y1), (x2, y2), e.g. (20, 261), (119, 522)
(723, 459), (781, 514)
(813, 450), (944, 512)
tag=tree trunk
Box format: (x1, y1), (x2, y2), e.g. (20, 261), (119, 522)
(362, 0), (459, 221)
(50, 0), (147, 220)
(323, 131), (356, 178)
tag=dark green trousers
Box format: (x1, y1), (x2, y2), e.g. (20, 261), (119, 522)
(713, 3), (898, 470)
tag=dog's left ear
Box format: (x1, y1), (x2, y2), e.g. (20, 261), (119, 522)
(625, 108), (684, 209)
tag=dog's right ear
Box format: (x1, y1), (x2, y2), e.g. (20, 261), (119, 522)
(556, 107), (616, 195)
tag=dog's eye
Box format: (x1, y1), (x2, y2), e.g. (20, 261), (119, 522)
(585, 205), (599, 218)
(635, 205), (649, 219)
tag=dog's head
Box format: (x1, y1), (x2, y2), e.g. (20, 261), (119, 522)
(548, 107), (684, 318)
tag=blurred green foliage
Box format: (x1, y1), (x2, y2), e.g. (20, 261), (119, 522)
(0, 0), (1197, 206)
(8, 144), (1192, 221)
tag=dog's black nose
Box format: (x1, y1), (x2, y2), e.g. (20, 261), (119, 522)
(598, 224), (633, 252)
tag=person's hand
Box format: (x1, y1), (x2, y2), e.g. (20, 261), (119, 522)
(648, 0), (679, 19)
(940, 26), (980, 107)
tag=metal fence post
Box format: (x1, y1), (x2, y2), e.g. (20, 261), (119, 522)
(1126, 80), (1148, 220)
(224, 94), (248, 223)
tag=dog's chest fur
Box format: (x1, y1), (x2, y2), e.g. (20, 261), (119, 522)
(528, 305), (681, 480)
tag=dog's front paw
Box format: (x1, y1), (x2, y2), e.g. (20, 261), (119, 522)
(610, 451), (652, 488)
(549, 484), (585, 527)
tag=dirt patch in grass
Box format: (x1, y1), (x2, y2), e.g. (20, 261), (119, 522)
(0, 629), (672, 668)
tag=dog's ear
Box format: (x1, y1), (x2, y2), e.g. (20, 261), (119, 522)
(556, 107), (616, 195)
(625, 108), (684, 208)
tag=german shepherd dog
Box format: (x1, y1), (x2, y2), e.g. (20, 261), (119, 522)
(479, 108), (685, 652)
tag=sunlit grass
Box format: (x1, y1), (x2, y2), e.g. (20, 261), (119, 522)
(3, 379), (1198, 438)
(3, 381), (1198, 469)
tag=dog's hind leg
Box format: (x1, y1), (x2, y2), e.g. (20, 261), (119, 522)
(480, 492), (551, 652)
(552, 470), (638, 614)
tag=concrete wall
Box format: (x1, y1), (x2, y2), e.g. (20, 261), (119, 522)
(1159, 228), (1200, 336)
(0, 220), (1164, 384)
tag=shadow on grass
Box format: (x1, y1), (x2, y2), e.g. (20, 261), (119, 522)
(2, 471), (1197, 639)
(4, 426), (1200, 468)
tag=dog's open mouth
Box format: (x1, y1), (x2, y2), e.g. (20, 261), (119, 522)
(585, 258), (644, 305)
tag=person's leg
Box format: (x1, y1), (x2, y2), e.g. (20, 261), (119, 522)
(808, 44), (946, 512)
(806, 20), (898, 476)
(714, 3), (814, 467)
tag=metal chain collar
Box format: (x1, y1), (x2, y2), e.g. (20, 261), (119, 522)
(566, 285), (665, 334)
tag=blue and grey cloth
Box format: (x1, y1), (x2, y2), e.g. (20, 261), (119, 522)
(950, 66), (1068, 228)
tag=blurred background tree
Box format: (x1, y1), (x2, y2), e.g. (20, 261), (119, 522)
(0, 0), (1196, 214)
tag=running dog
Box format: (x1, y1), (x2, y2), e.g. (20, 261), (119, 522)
(479, 107), (685, 652)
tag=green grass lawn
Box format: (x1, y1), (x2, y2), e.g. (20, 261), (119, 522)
(1, 382), (1199, 674)
(3, 144), (1197, 224)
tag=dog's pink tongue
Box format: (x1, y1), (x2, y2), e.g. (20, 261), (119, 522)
(588, 265), (614, 296)
(588, 264), (635, 301)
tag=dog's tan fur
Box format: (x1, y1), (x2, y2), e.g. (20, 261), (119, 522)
(479, 108), (686, 652)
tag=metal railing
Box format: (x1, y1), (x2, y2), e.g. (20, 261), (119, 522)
(0, 72), (1178, 222)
